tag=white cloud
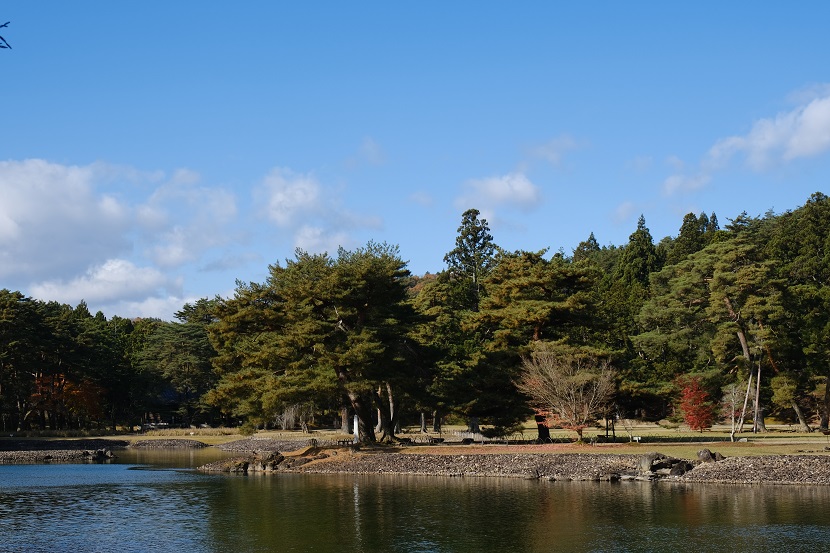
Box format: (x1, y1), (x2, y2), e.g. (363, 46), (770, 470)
(706, 89), (830, 171)
(662, 173), (711, 195)
(200, 252), (262, 273)
(665, 155), (686, 172)
(530, 135), (580, 166)
(102, 294), (198, 322)
(345, 137), (386, 169)
(139, 172), (238, 268)
(662, 85), (830, 196)
(0, 159), (131, 281)
(360, 137), (385, 165)
(613, 201), (637, 224)
(257, 167), (321, 227)
(0, 158), (246, 320)
(625, 155), (653, 173)
(294, 225), (352, 254)
(456, 172), (541, 212)
(254, 165), (381, 255)
(408, 191), (434, 207)
(29, 259), (176, 305)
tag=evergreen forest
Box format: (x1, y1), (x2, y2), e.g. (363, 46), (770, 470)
(2, 192), (830, 442)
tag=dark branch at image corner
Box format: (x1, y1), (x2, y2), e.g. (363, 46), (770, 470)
(0, 21), (11, 49)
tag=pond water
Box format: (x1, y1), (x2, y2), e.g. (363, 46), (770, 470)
(2, 451), (830, 552)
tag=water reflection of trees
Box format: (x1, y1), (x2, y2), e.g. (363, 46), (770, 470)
(201, 475), (830, 552)
(203, 475), (545, 552)
(529, 481), (830, 551)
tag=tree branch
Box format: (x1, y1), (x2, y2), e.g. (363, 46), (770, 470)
(0, 22), (11, 49)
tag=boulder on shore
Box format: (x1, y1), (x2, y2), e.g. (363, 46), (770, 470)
(198, 450), (329, 474)
(637, 452), (696, 478)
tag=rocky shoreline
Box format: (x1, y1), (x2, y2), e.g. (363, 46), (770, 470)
(3, 438), (830, 485)
(130, 438), (209, 449)
(215, 437), (313, 453)
(199, 447), (830, 486)
(0, 439), (127, 464)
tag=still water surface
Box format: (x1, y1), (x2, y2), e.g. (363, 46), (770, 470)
(1, 450), (830, 552)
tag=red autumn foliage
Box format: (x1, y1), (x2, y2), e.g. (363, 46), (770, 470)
(677, 376), (715, 432)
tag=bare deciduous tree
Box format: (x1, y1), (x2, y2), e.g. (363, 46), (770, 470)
(517, 349), (616, 441)
(721, 381), (746, 442)
(616, 411), (639, 443)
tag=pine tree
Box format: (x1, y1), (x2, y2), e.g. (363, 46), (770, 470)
(444, 208), (497, 311)
(616, 215), (661, 287)
(573, 232), (601, 263)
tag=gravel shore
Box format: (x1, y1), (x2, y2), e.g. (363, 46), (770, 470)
(0, 439), (127, 464)
(285, 449), (830, 485)
(217, 437), (315, 453)
(129, 439), (209, 449)
(297, 451), (638, 480)
(0, 439), (129, 451)
(679, 454), (830, 485)
(3, 437), (830, 486)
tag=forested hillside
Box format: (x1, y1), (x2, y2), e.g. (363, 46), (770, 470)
(2, 193), (829, 441)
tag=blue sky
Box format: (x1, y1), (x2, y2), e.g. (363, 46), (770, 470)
(2, 3), (829, 320)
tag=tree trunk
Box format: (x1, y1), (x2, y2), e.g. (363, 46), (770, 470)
(352, 398), (376, 443)
(753, 362), (767, 433)
(340, 406), (350, 433)
(792, 400), (812, 433)
(535, 414), (551, 442)
(419, 412), (427, 433)
(725, 296), (766, 433)
(821, 375), (830, 431)
(386, 382), (397, 434)
(432, 410), (441, 433)
(371, 383), (397, 442)
(335, 366), (376, 443)
(467, 416), (480, 434)
(373, 393), (394, 442)
(375, 385), (383, 434)
(738, 372), (753, 434)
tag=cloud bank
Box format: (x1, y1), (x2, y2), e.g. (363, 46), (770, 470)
(455, 172), (541, 213)
(664, 86), (830, 195)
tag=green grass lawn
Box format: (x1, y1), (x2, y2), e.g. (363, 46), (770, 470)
(4, 421), (830, 457)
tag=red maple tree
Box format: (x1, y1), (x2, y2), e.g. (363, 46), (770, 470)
(677, 376), (715, 432)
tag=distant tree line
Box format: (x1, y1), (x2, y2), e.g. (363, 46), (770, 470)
(2, 192), (830, 441)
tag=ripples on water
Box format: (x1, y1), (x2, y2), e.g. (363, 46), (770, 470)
(2, 454), (830, 553)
